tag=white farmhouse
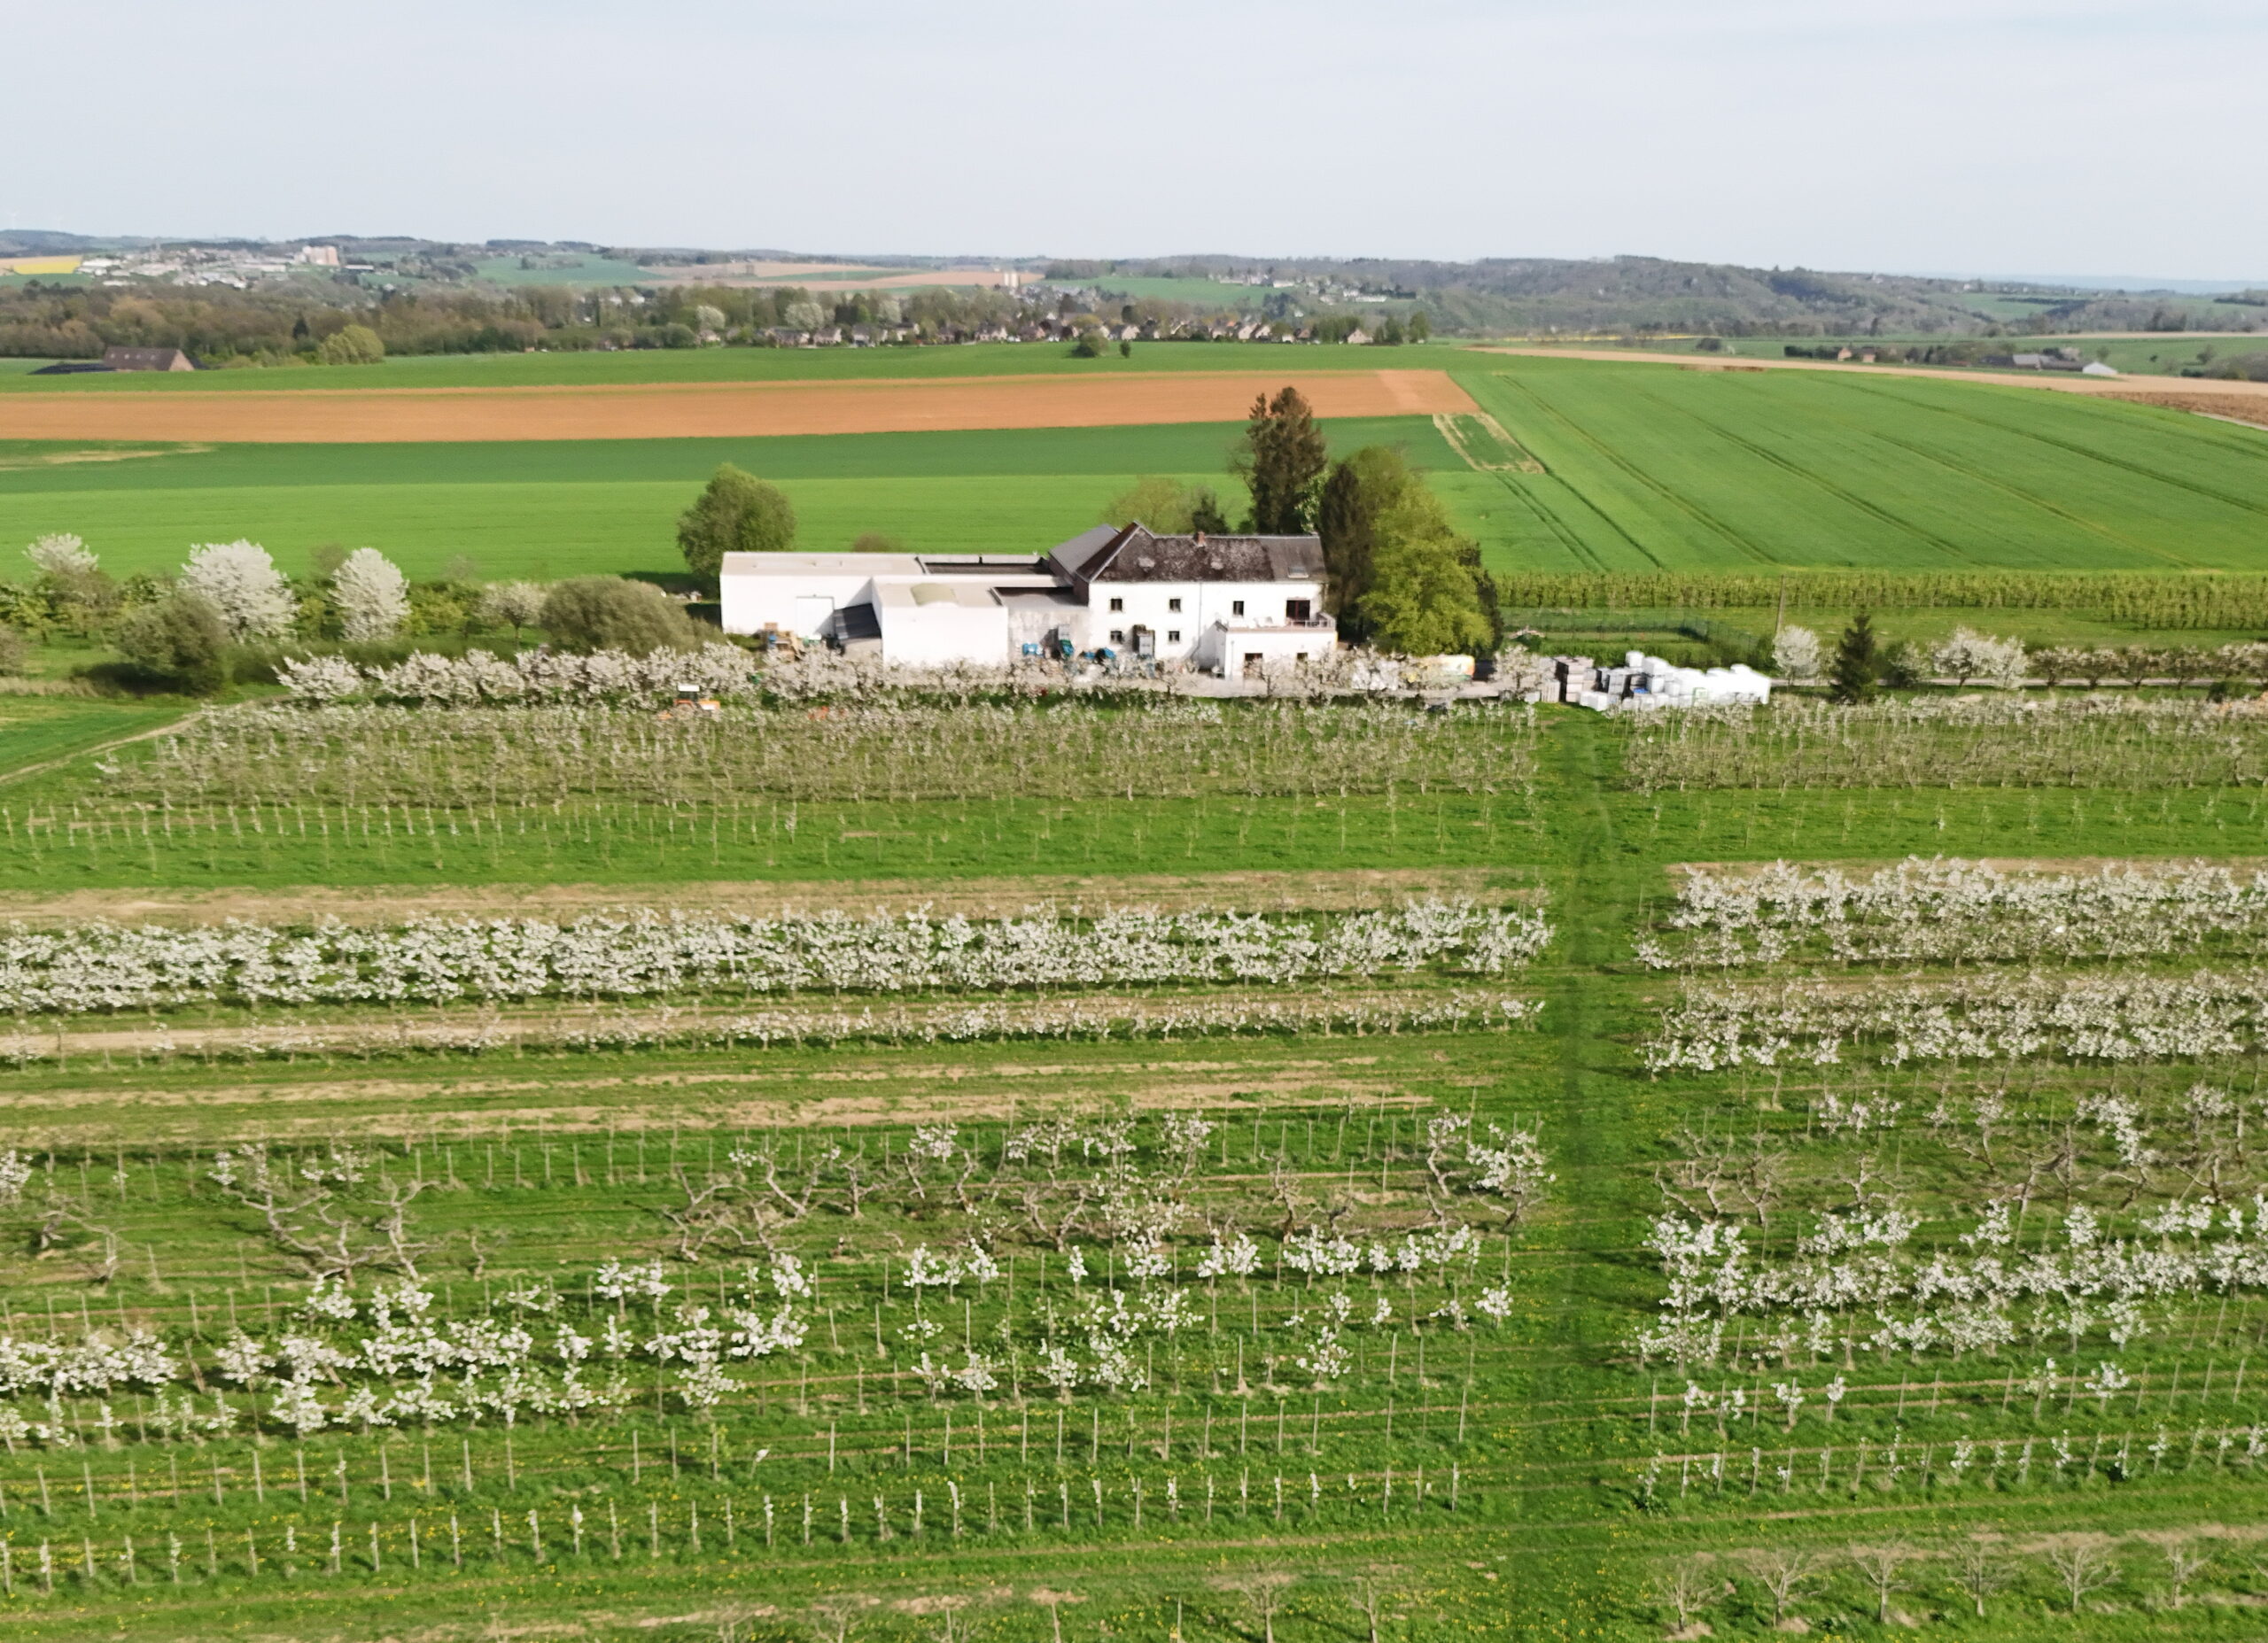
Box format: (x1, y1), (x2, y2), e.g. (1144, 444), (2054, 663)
(718, 523), (1333, 676)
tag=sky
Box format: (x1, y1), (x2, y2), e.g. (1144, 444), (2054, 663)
(7, 0), (2263, 282)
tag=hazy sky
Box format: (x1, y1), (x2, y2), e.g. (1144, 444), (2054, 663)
(9, 0), (2262, 279)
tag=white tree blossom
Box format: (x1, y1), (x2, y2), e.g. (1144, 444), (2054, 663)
(330, 548), (410, 641)
(1771, 626), (1822, 683)
(25, 533), (96, 578)
(182, 540), (296, 639)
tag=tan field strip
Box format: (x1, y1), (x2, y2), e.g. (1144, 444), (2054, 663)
(0, 368), (1473, 445)
(0, 865), (1526, 928)
(1481, 344), (2268, 415)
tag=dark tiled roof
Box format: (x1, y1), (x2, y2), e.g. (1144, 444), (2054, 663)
(1060, 523), (1323, 584)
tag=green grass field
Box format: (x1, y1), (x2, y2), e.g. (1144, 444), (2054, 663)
(1453, 358), (2268, 575)
(0, 417), (1451, 582)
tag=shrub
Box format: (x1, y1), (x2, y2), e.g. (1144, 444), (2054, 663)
(0, 625), (26, 675)
(315, 324), (384, 366)
(539, 577), (699, 655)
(118, 593), (229, 694)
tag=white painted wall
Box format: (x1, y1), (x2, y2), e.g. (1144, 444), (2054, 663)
(1192, 622), (1334, 676)
(720, 555), (914, 637)
(875, 591), (1010, 666)
(1088, 579), (1324, 660)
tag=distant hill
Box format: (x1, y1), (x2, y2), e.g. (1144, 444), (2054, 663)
(1076, 254), (2261, 337)
(6, 229), (2260, 341)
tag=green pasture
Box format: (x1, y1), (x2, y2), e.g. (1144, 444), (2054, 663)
(1456, 357), (2268, 576)
(0, 340), (1400, 394)
(0, 416), (1451, 582)
(470, 253), (656, 287)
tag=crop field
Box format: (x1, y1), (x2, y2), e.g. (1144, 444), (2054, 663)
(3, 690), (2268, 1641)
(1449, 358), (2268, 576)
(4, 351), (2264, 586)
(0, 343), (1414, 396)
(0, 416), (1456, 582)
(0, 372), (1474, 447)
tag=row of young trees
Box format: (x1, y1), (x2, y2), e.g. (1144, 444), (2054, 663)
(1772, 616), (2268, 697)
(7, 535), (710, 695)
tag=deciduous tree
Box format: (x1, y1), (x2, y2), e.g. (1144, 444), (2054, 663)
(182, 539), (296, 639)
(330, 547), (410, 641)
(677, 464), (796, 582)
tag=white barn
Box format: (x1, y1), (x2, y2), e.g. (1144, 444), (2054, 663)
(718, 524), (1334, 675)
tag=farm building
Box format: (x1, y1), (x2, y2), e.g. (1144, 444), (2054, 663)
(719, 523), (1332, 674)
(100, 346), (196, 371)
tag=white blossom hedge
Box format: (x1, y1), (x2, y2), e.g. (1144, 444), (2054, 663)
(275, 644), (761, 709)
(1640, 969), (2268, 1071)
(1640, 856), (2268, 970)
(0, 900), (1551, 1016)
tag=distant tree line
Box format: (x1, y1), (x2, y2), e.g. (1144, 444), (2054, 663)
(0, 280), (1036, 364)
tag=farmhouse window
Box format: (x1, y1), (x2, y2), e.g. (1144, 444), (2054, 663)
(1109, 629), (1125, 644)
(1167, 630), (1181, 643)
(1168, 597), (1182, 612)
(1108, 597), (1124, 612)
(1285, 599), (1312, 622)
(1231, 600), (1246, 616)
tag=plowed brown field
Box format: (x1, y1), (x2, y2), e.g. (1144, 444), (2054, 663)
(0, 369), (1474, 444)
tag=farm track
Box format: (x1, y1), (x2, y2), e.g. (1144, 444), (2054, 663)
(0, 706), (199, 789)
(0, 865), (1522, 928)
(0, 370), (1475, 445)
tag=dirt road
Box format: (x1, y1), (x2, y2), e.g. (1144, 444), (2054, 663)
(0, 369), (1475, 445)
